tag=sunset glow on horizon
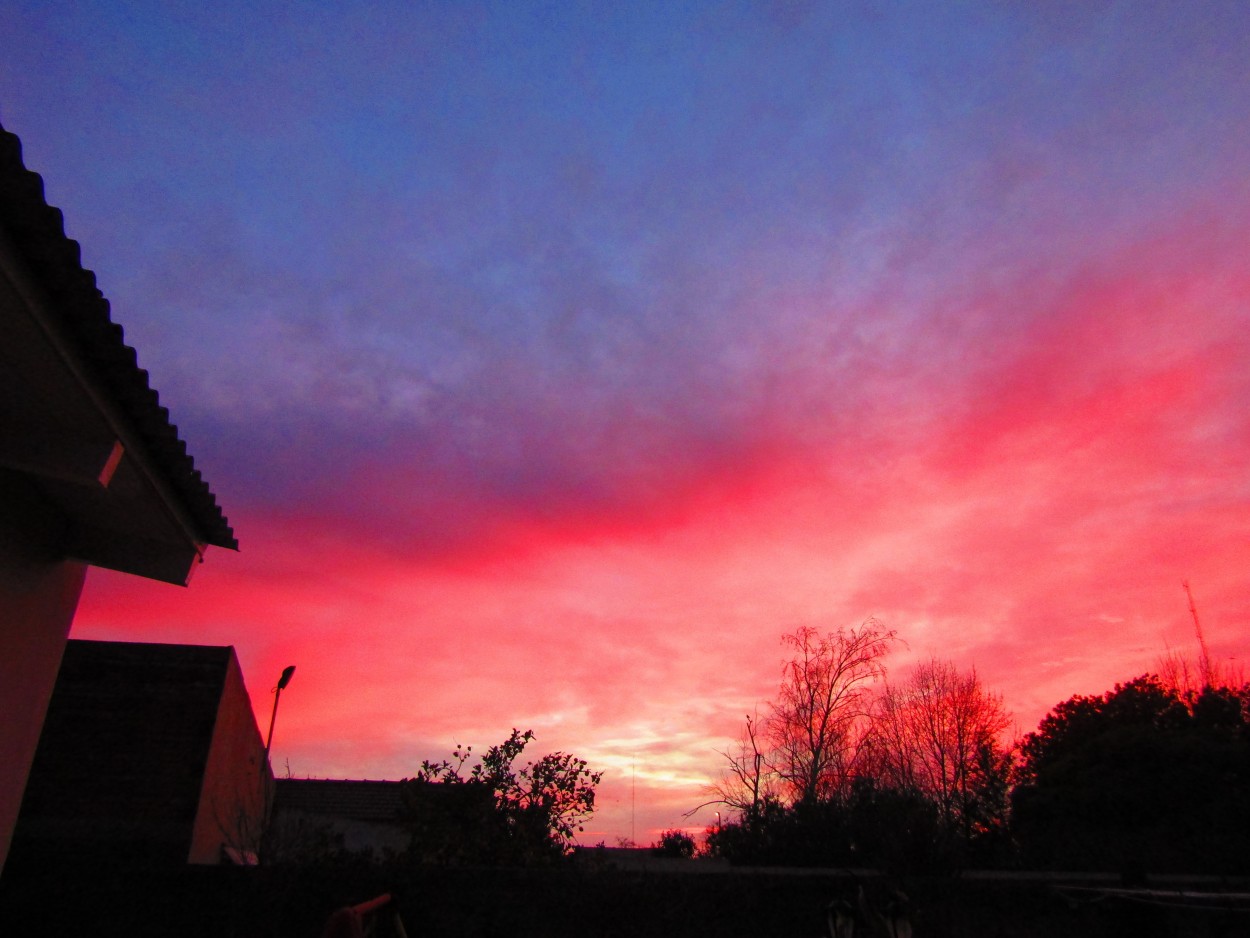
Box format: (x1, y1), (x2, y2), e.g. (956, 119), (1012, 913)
(4, 1), (1249, 846)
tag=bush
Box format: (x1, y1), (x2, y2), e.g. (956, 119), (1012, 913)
(651, 829), (696, 858)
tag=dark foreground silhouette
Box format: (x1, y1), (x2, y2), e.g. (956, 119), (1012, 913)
(4, 861), (1248, 937)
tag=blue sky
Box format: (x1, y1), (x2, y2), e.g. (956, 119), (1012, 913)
(4, 1), (1249, 842)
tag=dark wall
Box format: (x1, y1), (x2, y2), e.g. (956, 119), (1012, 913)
(10, 641), (229, 868)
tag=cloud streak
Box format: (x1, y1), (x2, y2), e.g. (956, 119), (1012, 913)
(5, 0), (1249, 841)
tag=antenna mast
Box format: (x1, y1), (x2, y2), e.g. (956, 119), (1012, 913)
(1183, 580), (1213, 689)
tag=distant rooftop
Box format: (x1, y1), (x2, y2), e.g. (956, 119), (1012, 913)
(274, 779), (406, 823)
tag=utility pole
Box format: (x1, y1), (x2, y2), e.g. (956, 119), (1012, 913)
(631, 759), (636, 846)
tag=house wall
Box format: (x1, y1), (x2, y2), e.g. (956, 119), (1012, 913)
(271, 810), (411, 861)
(11, 641), (239, 869)
(0, 121), (235, 877)
(0, 472), (87, 875)
(188, 650), (269, 864)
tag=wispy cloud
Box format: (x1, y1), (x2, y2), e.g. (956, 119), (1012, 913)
(9, 0), (1249, 840)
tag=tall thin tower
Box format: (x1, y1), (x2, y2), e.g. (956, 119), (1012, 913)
(1183, 580), (1213, 689)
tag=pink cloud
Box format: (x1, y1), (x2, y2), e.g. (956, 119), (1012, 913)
(72, 184), (1250, 840)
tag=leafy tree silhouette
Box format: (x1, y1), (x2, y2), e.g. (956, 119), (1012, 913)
(1013, 675), (1250, 874)
(651, 828), (696, 858)
(401, 729), (602, 866)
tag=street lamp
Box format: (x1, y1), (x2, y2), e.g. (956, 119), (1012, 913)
(255, 665), (295, 862)
(264, 665), (296, 765)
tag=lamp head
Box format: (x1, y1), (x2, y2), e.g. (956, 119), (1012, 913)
(277, 665), (296, 690)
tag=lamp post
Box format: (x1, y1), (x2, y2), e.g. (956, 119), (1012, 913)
(264, 665), (296, 766)
(259, 665), (295, 856)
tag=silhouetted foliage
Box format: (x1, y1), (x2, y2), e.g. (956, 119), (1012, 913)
(705, 710), (778, 817)
(700, 637), (1015, 872)
(870, 659), (1015, 864)
(264, 812), (368, 868)
(771, 621), (897, 805)
(843, 777), (946, 872)
(703, 783), (959, 872)
(703, 622), (896, 819)
(651, 828), (696, 858)
(1013, 675), (1250, 873)
(400, 729), (602, 866)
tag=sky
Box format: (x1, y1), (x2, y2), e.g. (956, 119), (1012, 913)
(3, 1), (1249, 845)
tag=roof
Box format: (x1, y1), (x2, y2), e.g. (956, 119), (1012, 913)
(274, 778), (495, 828)
(275, 779), (406, 823)
(0, 120), (236, 551)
